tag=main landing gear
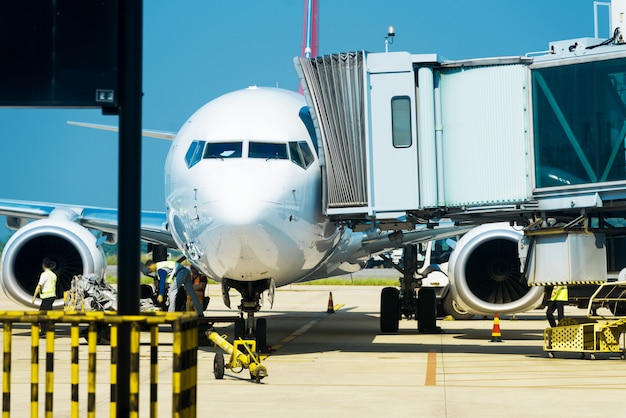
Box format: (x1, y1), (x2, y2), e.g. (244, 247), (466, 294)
(380, 244), (439, 333)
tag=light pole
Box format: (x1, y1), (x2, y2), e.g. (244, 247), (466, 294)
(385, 25), (395, 52)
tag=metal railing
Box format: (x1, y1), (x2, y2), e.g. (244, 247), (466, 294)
(1, 310), (199, 418)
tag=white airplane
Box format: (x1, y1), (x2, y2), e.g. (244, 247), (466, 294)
(0, 84), (473, 336)
(0, 1), (545, 345)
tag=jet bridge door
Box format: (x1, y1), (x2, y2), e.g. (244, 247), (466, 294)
(367, 57), (420, 215)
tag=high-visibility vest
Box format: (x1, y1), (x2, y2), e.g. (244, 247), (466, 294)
(40, 270), (57, 299)
(155, 261), (177, 284)
(550, 285), (568, 302)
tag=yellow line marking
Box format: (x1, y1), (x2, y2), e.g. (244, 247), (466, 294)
(425, 349), (437, 386)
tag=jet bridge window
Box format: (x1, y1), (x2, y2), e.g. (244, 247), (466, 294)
(391, 96), (412, 148)
(533, 57), (626, 187)
(249, 142), (288, 160)
(289, 140), (315, 169)
(184, 140), (205, 168)
(203, 142), (242, 159)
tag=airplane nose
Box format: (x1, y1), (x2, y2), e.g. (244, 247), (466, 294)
(203, 162), (290, 227)
(215, 189), (263, 225)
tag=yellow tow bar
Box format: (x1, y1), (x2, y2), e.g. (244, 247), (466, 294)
(207, 331), (269, 383)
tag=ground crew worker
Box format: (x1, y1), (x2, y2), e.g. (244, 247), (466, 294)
(546, 284), (568, 327)
(186, 265), (208, 312)
(145, 259), (187, 312)
(32, 258), (58, 333)
(145, 259), (175, 307)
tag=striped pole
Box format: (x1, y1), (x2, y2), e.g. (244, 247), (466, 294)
(129, 322), (140, 418)
(110, 324), (118, 418)
(3, 322), (11, 418)
(150, 325), (158, 418)
(189, 319), (198, 416)
(88, 322), (97, 418)
(70, 325), (80, 417)
(30, 324), (39, 418)
(45, 323), (54, 418)
(172, 319), (182, 417)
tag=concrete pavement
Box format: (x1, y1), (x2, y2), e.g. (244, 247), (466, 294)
(1, 284), (625, 417)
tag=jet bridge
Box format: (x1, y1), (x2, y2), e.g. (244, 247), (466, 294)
(294, 38), (626, 222)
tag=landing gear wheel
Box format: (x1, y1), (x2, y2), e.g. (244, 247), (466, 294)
(213, 352), (225, 379)
(380, 287), (400, 333)
(417, 288), (438, 333)
(256, 318), (267, 353)
(234, 318), (245, 340)
(548, 352), (554, 358)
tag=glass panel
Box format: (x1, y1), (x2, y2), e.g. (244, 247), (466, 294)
(289, 141), (305, 168)
(391, 96), (412, 148)
(299, 141), (315, 168)
(184, 140), (205, 168)
(249, 142), (288, 159)
(288, 141), (315, 169)
(533, 58), (626, 187)
(203, 142), (242, 159)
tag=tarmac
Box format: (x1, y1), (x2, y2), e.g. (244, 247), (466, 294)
(1, 283), (626, 417)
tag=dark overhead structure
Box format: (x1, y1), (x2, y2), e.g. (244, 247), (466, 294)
(0, 0), (118, 108)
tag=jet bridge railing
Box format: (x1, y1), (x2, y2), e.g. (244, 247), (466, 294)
(0, 310), (199, 418)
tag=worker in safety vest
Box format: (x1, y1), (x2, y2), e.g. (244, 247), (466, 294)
(32, 258), (58, 333)
(145, 259), (188, 312)
(546, 284), (568, 327)
(186, 265), (208, 313)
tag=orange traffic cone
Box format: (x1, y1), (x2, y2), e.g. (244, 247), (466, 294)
(327, 292), (335, 314)
(490, 313), (502, 342)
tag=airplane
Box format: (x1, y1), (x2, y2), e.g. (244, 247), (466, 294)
(0, 1), (546, 346)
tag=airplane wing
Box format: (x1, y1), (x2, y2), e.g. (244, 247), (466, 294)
(0, 198), (174, 247)
(67, 121), (176, 140)
(0, 198), (175, 308)
(302, 222), (476, 280)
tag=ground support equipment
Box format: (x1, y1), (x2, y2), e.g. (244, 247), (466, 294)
(544, 282), (626, 359)
(543, 317), (626, 359)
(207, 331), (268, 383)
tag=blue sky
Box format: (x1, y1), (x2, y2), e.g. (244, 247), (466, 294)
(0, 0), (608, 239)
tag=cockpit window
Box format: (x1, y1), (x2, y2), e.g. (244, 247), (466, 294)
(185, 140), (206, 168)
(203, 142), (242, 159)
(249, 142), (288, 159)
(289, 141), (315, 169)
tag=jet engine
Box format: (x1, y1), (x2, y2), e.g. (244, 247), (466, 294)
(447, 222), (544, 315)
(0, 208), (106, 309)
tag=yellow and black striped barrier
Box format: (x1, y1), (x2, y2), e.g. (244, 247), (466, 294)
(0, 310), (199, 417)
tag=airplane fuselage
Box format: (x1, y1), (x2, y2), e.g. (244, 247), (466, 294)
(164, 87), (341, 287)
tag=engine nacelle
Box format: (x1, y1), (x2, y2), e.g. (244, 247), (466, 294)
(447, 222), (544, 315)
(1, 209), (106, 309)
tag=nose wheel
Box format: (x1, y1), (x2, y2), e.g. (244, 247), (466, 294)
(234, 316), (268, 353)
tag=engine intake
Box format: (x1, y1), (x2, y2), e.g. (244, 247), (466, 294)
(448, 222), (544, 315)
(1, 213), (106, 309)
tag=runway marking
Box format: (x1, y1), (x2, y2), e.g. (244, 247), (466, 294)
(425, 349), (437, 386)
(271, 306), (342, 352)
